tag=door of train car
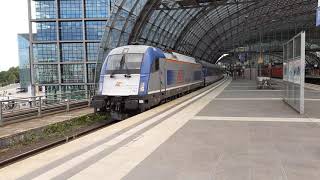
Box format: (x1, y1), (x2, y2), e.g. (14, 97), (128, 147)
(159, 58), (167, 96)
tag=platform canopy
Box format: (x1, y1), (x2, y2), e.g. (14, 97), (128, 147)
(97, 0), (318, 67)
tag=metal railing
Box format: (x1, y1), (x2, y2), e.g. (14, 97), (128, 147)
(0, 90), (94, 126)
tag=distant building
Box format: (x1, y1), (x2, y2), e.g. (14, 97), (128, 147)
(27, 0), (110, 94)
(17, 34), (31, 92)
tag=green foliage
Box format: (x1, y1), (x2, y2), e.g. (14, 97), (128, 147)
(11, 114), (108, 147)
(8, 73), (16, 84)
(0, 67), (20, 87)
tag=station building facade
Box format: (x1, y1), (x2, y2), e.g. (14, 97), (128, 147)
(28, 0), (111, 94)
(18, 34), (32, 92)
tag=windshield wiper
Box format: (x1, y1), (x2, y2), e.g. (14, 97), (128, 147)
(110, 71), (115, 78)
(121, 55), (131, 78)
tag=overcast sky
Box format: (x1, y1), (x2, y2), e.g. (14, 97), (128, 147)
(0, 1), (29, 71)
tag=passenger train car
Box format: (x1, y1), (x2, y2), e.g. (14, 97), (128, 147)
(200, 61), (224, 86)
(92, 45), (224, 120)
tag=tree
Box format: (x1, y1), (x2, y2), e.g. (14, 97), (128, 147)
(8, 67), (19, 82)
(0, 71), (6, 84)
(0, 66), (20, 86)
(8, 73), (17, 84)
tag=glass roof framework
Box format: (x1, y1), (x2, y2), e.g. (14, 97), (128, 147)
(136, 8), (203, 49)
(98, 0), (149, 63)
(97, 0), (318, 76)
(175, 0), (317, 62)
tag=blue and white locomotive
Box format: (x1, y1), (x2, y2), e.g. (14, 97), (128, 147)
(92, 45), (223, 119)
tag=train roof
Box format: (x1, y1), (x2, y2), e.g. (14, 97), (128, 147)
(109, 45), (154, 55)
(108, 45), (198, 64)
(164, 52), (197, 64)
(199, 60), (221, 68)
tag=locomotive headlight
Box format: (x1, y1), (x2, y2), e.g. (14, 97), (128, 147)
(139, 82), (145, 92)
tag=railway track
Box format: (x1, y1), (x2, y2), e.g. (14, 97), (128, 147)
(0, 78), (227, 168)
(0, 117), (116, 168)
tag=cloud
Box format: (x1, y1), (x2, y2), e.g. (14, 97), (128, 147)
(0, 1), (29, 71)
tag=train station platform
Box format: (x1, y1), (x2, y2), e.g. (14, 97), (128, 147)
(1, 78), (320, 180)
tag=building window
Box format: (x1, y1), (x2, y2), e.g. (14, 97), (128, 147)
(34, 22), (57, 41)
(61, 43), (83, 62)
(85, 0), (110, 18)
(61, 85), (85, 92)
(60, 21), (83, 41)
(87, 64), (96, 83)
(87, 84), (96, 93)
(61, 64), (85, 83)
(33, 44), (58, 62)
(45, 85), (60, 95)
(61, 85), (86, 99)
(86, 21), (106, 40)
(34, 64), (59, 84)
(86, 43), (100, 61)
(59, 0), (82, 19)
(33, 0), (56, 19)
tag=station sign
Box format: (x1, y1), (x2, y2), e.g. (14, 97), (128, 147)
(317, 1), (320, 26)
(317, 7), (320, 27)
(238, 53), (246, 63)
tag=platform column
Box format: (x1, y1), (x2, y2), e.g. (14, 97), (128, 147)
(38, 97), (42, 117)
(0, 101), (3, 126)
(66, 97), (70, 112)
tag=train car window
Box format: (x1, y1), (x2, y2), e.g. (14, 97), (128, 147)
(152, 58), (160, 72)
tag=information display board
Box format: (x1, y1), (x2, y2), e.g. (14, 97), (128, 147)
(283, 32), (305, 114)
(317, 7), (320, 27)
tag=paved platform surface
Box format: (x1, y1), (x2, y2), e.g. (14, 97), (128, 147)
(1, 78), (320, 180)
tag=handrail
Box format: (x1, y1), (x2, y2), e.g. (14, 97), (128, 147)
(0, 90), (94, 103)
(0, 90), (95, 126)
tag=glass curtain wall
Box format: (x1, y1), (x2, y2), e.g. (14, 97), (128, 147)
(18, 34), (31, 91)
(29, 0), (110, 94)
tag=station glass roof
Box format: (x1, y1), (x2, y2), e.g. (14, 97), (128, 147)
(98, 0), (318, 68)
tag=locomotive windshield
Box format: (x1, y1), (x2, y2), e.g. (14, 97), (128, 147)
(106, 53), (143, 73)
